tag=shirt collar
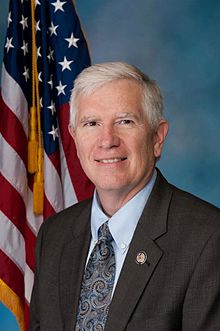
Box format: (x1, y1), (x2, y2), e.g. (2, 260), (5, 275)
(91, 169), (157, 252)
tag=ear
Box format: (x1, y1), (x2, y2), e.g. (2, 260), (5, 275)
(153, 119), (169, 158)
(68, 123), (75, 140)
(68, 124), (80, 159)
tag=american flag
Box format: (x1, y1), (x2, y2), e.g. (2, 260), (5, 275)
(0, 0), (94, 330)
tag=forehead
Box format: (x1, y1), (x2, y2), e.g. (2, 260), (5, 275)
(76, 79), (144, 116)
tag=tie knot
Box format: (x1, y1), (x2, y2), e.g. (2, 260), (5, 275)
(98, 222), (113, 242)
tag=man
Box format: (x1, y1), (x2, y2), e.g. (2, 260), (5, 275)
(29, 62), (220, 331)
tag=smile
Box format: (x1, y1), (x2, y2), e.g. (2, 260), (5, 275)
(96, 157), (127, 164)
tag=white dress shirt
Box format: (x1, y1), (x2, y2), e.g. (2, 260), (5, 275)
(87, 170), (157, 294)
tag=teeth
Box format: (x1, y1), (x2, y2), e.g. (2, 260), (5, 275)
(99, 158), (124, 164)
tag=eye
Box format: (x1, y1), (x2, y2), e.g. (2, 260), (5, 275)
(83, 121), (97, 127)
(117, 119), (135, 126)
(120, 119), (133, 124)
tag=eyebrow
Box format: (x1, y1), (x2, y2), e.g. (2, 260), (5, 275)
(79, 116), (99, 123)
(78, 112), (140, 124)
(114, 112), (138, 118)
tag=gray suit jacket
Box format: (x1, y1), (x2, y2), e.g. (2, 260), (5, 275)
(29, 171), (220, 331)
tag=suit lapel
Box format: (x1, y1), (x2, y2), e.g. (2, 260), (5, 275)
(105, 229), (164, 331)
(59, 200), (92, 330)
(105, 171), (173, 331)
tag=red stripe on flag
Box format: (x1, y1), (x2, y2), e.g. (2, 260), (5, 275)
(0, 250), (24, 300)
(0, 94), (27, 166)
(0, 174), (26, 237)
(43, 195), (56, 221)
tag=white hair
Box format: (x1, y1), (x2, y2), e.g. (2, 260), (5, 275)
(69, 62), (164, 129)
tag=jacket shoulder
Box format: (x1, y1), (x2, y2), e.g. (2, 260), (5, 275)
(168, 182), (220, 233)
(171, 183), (220, 214)
(155, 169), (220, 230)
(37, 198), (92, 240)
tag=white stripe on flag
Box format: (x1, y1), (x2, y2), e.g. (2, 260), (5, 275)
(24, 263), (34, 304)
(1, 64), (28, 137)
(44, 151), (64, 213)
(0, 211), (25, 274)
(26, 188), (43, 235)
(59, 137), (78, 208)
(0, 134), (27, 204)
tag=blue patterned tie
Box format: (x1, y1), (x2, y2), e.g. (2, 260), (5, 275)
(75, 222), (116, 331)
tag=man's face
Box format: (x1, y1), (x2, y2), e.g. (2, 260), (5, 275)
(69, 79), (168, 200)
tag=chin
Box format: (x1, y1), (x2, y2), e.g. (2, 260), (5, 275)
(95, 179), (131, 193)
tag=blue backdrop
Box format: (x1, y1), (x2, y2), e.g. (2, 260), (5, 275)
(0, 0), (219, 329)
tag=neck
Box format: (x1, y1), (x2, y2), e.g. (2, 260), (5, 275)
(97, 174), (154, 217)
(98, 191), (130, 217)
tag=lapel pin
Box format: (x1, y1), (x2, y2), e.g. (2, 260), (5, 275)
(136, 251), (149, 265)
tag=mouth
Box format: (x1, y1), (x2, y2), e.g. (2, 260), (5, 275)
(95, 157), (127, 164)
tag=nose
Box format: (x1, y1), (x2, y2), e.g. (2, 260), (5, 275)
(98, 125), (120, 149)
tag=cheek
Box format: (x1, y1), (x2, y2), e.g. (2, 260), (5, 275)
(75, 136), (94, 161)
(137, 141), (155, 165)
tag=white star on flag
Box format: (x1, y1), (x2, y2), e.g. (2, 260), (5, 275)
(47, 48), (54, 62)
(21, 41), (28, 56)
(48, 75), (53, 89)
(20, 15), (28, 30)
(58, 56), (73, 72)
(48, 125), (59, 140)
(65, 33), (79, 48)
(35, 20), (41, 32)
(37, 46), (42, 58)
(47, 101), (56, 115)
(38, 72), (42, 82)
(49, 22), (58, 36)
(51, 0), (67, 12)
(35, 0), (41, 6)
(23, 66), (29, 82)
(5, 37), (14, 53)
(7, 12), (12, 27)
(56, 81), (67, 95)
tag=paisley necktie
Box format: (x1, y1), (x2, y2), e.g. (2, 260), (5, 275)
(75, 222), (116, 331)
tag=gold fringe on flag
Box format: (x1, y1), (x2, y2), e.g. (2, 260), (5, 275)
(28, 0), (38, 174)
(27, 0), (44, 214)
(28, 106), (38, 173)
(0, 279), (25, 331)
(33, 146), (44, 214)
